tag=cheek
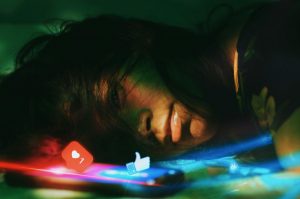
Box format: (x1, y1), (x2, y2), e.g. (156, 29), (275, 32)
(190, 118), (207, 138)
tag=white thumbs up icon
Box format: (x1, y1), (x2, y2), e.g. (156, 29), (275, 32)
(126, 152), (150, 175)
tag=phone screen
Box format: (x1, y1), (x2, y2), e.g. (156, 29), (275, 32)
(98, 165), (179, 182)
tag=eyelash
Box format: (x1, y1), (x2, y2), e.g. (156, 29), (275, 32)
(111, 84), (125, 109)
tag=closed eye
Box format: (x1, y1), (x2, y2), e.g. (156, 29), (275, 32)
(110, 84), (126, 109)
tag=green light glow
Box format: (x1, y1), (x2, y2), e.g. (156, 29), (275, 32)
(33, 189), (93, 199)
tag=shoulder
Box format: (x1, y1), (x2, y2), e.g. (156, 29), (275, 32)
(273, 107), (300, 170)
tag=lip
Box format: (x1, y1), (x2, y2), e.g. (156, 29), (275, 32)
(160, 103), (212, 147)
(170, 104), (182, 143)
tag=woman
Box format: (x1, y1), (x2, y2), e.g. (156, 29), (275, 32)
(0, 15), (241, 164)
(0, 1), (298, 169)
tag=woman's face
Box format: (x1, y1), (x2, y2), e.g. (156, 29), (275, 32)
(116, 62), (215, 155)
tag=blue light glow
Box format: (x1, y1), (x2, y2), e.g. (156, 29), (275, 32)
(280, 183), (300, 199)
(185, 133), (273, 160)
(229, 162), (239, 173)
(279, 151), (300, 169)
(156, 133), (275, 174)
(98, 165), (180, 185)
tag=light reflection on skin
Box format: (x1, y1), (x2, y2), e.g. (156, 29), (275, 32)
(274, 108), (300, 171)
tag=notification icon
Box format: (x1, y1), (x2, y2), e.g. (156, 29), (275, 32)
(61, 141), (93, 172)
(126, 152), (150, 175)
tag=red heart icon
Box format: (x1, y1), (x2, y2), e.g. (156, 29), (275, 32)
(61, 141), (93, 172)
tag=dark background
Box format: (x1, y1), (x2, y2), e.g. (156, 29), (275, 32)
(0, 0), (270, 75)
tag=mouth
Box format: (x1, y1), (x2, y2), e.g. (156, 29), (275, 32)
(170, 105), (182, 143)
(164, 103), (211, 145)
(162, 102), (186, 144)
(163, 102), (184, 143)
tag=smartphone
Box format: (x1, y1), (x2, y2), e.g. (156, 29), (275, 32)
(3, 162), (184, 197)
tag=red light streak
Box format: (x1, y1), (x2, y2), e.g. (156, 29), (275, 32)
(0, 161), (159, 186)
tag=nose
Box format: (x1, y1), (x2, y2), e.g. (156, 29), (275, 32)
(138, 109), (153, 137)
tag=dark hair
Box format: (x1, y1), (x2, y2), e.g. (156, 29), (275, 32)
(0, 15), (238, 163)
